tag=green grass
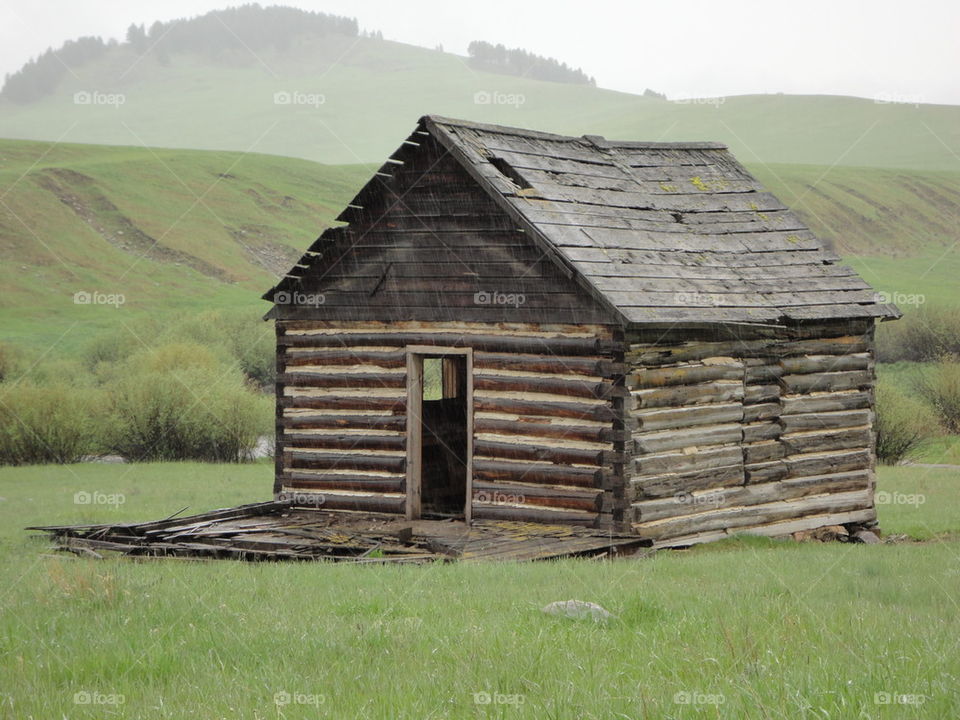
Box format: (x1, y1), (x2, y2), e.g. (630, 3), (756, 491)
(0, 462), (959, 718)
(1, 37), (959, 170)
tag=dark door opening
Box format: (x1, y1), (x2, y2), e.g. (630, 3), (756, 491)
(406, 349), (472, 520)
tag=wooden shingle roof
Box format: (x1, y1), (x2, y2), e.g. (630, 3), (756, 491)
(268, 115), (900, 327)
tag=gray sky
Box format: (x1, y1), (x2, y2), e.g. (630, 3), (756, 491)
(2, 0), (958, 104)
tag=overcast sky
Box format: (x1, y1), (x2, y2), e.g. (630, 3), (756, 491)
(2, 0), (958, 104)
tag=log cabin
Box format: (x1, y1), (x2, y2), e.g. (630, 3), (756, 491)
(263, 115), (900, 547)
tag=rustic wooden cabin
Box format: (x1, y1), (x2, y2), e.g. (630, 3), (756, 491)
(264, 115), (899, 547)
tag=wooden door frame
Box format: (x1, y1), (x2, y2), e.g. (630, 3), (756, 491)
(405, 346), (473, 522)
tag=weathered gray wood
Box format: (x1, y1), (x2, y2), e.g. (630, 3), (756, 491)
(628, 363), (743, 389)
(633, 445), (743, 476)
(779, 409), (872, 433)
(634, 403), (743, 432)
(780, 371), (873, 394)
(742, 422), (781, 443)
(779, 353), (871, 374)
(743, 402), (781, 422)
(633, 423), (742, 454)
(783, 449), (871, 478)
(630, 463), (744, 500)
(780, 427), (872, 456)
(630, 381), (744, 409)
(781, 391), (871, 415)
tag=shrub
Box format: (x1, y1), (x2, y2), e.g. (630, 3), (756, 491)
(874, 380), (940, 465)
(0, 383), (104, 465)
(103, 344), (270, 462)
(876, 306), (960, 363)
(916, 361), (960, 433)
(169, 310), (275, 386)
(0, 343), (23, 382)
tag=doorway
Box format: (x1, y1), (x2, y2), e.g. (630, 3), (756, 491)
(406, 347), (472, 521)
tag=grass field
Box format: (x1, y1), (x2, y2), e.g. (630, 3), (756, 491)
(0, 461), (958, 718)
(1, 35), (960, 171)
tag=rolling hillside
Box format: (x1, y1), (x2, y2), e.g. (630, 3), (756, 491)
(1, 138), (957, 357)
(1, 33), (959, 171)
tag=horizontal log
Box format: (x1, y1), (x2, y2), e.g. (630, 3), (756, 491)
(473, 439), (614, 466)
(469, 504), (598, 526)
(744, 384), (780, 404)
(634, 402), (743, 432)
(742, 402), (780, 422)
(474, 397), (615, 422)
(783, 449), (871, 478)
(780, 427), (872, 456)
(280, 373), (405, 389)
(630, 463), (744, 500)
(472, 459), (603, 488)
(474, 352), (623, 377)
(284, 349), (406, 368)
(474, 374), (625, 400)
(745, 364), (783, 383)
(628, 363), (743, 389)
(313, 493), (406, 514)
(630, 381), (743, 409)
(473, 417), (623, 443)
(743, 441), (785, 465)
(779, 336), (871, 357)
(744, 460), (788, 484)
(779, 353), (871, 374)
(283, 433), (406, 452)
(280, 473), (404, 493)
(633, 423), (742, 454)
(780, 370), (873, 395)
(281, 395), (406, 412)
(742, 422), (781, 443)
(472, 481), (603, 512)
(286, 451), (406, 473)
(634, 445), (743, 477)
(781, 391), (871, 415)
(280, 332), (620, 355)
(281, 414), (406, 431)
(779, 409), (872, 433)
(627, 339), (776, 365)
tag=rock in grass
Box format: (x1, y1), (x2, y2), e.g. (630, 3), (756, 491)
(541, 599), (616, 622)
(852, 530), (881, 545)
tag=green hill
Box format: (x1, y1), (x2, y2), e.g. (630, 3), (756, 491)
(1, 138), (957, 359)
(1, 34), (958, 171)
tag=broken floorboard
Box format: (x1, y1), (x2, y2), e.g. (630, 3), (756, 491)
(28, 501), (650, 563)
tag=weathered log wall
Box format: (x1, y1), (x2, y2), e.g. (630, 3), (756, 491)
(626, 320), (877, 546)
(275, 320), (621, 526)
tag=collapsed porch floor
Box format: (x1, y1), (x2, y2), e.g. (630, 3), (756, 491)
(29, 501), (650, 563)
